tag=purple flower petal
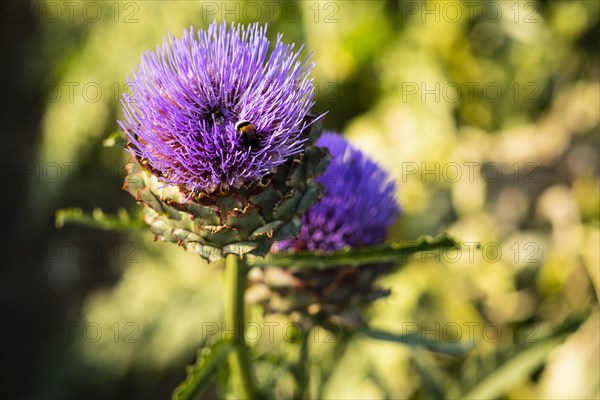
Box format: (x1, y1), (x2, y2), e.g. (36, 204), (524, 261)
(119, 22), (315, 193)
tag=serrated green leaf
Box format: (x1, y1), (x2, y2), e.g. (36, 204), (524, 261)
(55, 207), (144, 230)
(248, 234), (460, 269)
(172, 340), (233, 400)
(359, 326), (475, 355)
(460, 315), (588, 399)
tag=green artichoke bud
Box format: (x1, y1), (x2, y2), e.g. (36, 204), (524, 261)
(247, 263), (393, 329)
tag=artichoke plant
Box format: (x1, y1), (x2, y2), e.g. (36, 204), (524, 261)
(55, 20), (470, 400)
(119, 22), (330, 261)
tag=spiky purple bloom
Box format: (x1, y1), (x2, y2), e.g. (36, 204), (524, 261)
(281, 132), (401, 251)
(119, 21), (315, 193)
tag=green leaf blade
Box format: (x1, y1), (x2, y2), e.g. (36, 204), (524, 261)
(359, 326), (475, 356)
(172, 340), (233, 400)
(55, 207), (144, 230)
(249, 233), (461, 269)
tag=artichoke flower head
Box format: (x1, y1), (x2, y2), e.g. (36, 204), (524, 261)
(120, 22), (330, 261)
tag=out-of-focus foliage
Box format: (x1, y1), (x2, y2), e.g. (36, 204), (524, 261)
(7, 0), (598, 399)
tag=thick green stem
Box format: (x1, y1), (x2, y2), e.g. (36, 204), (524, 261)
(224, 253), (256, 399)
(294, 330), (310, 400)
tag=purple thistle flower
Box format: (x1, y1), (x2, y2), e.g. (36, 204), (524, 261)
(247, 133), (400, 325)
(281, 132), (401, 252)
(119, 21), (316, 193)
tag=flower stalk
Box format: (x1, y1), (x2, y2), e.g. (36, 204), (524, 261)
(293, 331), (310, 400)
(224, 253), (257, 399)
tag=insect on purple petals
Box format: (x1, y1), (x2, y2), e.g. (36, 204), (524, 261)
(235, 120), (260, 149)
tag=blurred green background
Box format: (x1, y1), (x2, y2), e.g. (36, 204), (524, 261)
(1, 0), (598, 399)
